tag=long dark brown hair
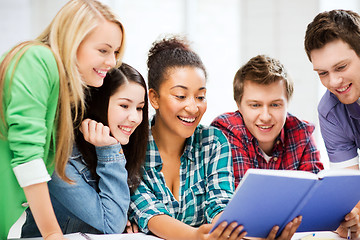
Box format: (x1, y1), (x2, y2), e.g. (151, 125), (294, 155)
(75, 63), (148, 192)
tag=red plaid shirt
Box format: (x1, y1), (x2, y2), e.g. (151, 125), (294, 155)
(211, 111), (324, 187)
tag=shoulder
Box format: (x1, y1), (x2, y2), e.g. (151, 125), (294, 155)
(211, 111), (247, 139)
(4, 44), (59, 84)
(211, 111), (243, 127)
(24, 44), (58, 69)
(7, 43), (58, 73)
(284, 113), (315, 141)
(194, 124), (229, 146)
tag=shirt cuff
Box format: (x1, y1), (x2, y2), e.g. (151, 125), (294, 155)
(95, 143), (125, 162)
(13, 158), (51, 187)
(330, 155), (359, 169)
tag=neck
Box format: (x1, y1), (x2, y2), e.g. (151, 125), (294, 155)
(151, 117), (186, 158)
(258, 141), (274, 156)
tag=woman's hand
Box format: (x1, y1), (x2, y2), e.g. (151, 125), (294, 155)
(124, 220), (139, 233)
(80, 118), (118, 146)
(194, 221), (247, 240)
(337, 205), (360, 239)
(265, 216), (302, 240)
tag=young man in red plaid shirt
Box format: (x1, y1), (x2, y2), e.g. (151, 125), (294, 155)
(211, 55), (324, 188)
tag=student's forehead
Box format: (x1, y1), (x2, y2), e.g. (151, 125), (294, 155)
(311, 40), (356, 69)
(162, 70), (206, 91)
(242, 80), (287, 99)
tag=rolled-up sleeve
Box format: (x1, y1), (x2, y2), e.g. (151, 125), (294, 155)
(4, 45), (59, 186)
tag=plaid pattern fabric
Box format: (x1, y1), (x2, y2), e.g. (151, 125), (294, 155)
(211, 111), (324, 188)
(129, 124), (235, 233)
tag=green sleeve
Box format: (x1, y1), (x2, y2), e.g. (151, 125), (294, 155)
(3, 45), (59, 167)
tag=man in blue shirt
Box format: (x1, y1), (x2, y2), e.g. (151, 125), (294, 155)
(304, 9), (360, 238)
(305, 9), (360, 170)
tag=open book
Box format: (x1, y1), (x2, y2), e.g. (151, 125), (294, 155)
(211, 168), (360, 238)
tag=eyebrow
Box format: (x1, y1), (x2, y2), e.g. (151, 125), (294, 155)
(245, 99), (285, 103)
(116, 97), (145, 104)
(99, 43), (114, 49)
(170, 85), (206, 91)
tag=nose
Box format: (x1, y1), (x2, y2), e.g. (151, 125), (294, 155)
(128, 108), (142, 124)
(328, 73), (343, 87)
(105, 53), (117, 68)
(184, 98), (199, 114)
(259, 106), (271, 122)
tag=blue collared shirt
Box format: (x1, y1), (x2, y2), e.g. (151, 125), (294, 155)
(318, 90), (360, 168)
(128, 124), (235, 233)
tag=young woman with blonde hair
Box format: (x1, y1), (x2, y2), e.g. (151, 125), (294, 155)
(0, 0), (125, 239)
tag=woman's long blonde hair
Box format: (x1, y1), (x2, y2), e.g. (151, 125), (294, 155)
(0, 0), (125, 181)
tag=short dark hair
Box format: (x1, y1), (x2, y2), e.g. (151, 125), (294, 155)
(233, 55), (293, 104)
(75, 63), (149, 192)
(304, 9), (360, 61)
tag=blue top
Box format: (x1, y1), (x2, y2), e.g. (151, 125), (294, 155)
(318, 90), (360, 168)
(21, 143), (130, 236)
(128, 123), (235, 233)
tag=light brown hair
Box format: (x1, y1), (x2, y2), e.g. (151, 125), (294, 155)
(233, 55), (293, 104)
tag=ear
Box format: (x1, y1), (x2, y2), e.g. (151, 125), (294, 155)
(236, 101), (242, 113)
(149, 89), (160, 110)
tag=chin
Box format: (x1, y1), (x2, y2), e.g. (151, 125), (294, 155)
(119, 139), (130, 145)
(338, 97), (358, 105)
(93, 81), (104, 88)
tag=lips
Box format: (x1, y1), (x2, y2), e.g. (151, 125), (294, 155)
(258, 125), (272, 129)
(94, 68), (108, 78)
(256, 125), (273, 132)
(336, 83), (351, 93)
(119, 125), (132, 135)
(178, 116), (196, 123)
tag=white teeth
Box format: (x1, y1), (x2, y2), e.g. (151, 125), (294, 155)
(120, 126), (131, 132)
(179, 116), (196, 123)
(95, 69), (107, 75)
(259, 125), (271, 129)
(337, 85), (349, 92)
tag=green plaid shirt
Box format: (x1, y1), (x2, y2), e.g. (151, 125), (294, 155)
(129, 124), (235, 233)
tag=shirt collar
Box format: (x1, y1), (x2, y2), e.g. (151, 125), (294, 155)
(347, 101), (360, 119)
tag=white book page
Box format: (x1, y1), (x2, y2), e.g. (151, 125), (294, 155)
(317, 169), (360, 179)
(291, 231), (346, 240)
(84, 233), (163, 240)
(9, 232), (163, 240)
(243, 169), (317, 180)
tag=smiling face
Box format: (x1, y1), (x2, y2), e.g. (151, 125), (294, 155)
(77, 20), (123, 87)
(150, 66), (207, 139)
(310, 39), (360, 104)
(107, 82), (145, 145)
(238, 80), (288, 154)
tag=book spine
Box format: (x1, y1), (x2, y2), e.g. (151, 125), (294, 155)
(277, 179), (319, 236)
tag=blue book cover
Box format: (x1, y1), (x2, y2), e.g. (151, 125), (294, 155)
(211, 169), (360, 238)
